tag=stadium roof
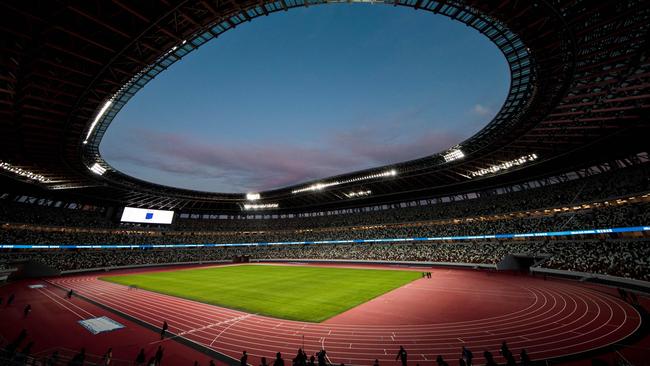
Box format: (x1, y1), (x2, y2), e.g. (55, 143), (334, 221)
(1, 0), (649, 213)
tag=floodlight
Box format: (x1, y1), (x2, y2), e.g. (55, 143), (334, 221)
(443, 149), (465, 162)
(84, 99), (113, 143)
(89, 163), (107, 176)
(246, 193), (261, 201)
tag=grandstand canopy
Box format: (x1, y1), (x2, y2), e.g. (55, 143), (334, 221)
(0, 0), (648, 213)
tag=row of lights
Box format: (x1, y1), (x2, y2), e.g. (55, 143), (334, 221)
(469, 153), (538, 177)
(83, 100), (113, 144)
(243, 203), (279, 210)
(291, 169), (397, 194)
(0, 161), (51, 183)
(442, 148), (465, 163)
(245, 193), (261, 201)
(83, 40), (188, 145)
(345, 190), (372, 198)
(89, 163), (107, 176)
(48, 184), (96, 190)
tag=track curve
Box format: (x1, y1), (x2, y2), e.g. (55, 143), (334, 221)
(50, 265), (641, 366)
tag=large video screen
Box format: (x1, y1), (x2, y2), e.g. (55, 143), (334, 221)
(120, 207), (174, 224)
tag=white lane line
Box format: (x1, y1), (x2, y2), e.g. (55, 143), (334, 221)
(41, 287), (95, 318)
(210, 314), (253, 346)
(37, 288), (87, 320)
(48, 274), (640, 363)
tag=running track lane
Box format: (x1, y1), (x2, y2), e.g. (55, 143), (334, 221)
(48, 268), (641, 366)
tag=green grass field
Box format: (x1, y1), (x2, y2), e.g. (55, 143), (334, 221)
(100, 264), (420, 322)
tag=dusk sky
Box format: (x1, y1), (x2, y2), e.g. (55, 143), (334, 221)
(100, 3), (509, 193)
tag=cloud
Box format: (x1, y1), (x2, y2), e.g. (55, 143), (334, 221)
(471, 103), (492, 117)
(103, 120), (466, 192)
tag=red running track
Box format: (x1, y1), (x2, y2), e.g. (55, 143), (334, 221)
(49, 264), (641, 366)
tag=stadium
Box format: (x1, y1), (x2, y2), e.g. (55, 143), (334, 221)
(1, 0), (649, 365)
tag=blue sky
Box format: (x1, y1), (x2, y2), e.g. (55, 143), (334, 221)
(100, 3), (509, 193)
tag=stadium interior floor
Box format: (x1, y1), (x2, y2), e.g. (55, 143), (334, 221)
(0, 263), (648, 366)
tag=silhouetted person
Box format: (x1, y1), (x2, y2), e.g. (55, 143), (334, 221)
(520, 349), (530, 366)
(23, 304), (32, 317)
(273, 352), (285, 366)
(462, 347), (473, 366)
(260, 357), (268, 366)
(7, 293), (15, 306)
(499, 342), (511, 360)
(161, 320), (168, 339)
(484, 350), (497, 366)
(317, 350), (327, 366)
(48, 350), (60, 366)
(102, 348), (112, 366)
(296, 348), (308, 366)
(293, 348), (307, 366)
(15, 329), (28, 343)
(396, 346), (407, 366)
(501, 342), (516, 366)
(210, 361), (216, 366)
(619, 288), (629, 301)
(0, 296), (3, 305)
(436, 355), (448, 366)
(155, 346), (164, 365)
(373, 360), (379, 366)
(309, 356), (316, 366)
(69, 348), (85, 366)
(135, 348), (146, 365)
(67, 289), (74, 299)
(240, 350), (248, 366)
(21, 341), (34, 357)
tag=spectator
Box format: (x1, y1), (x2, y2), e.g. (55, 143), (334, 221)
(240, 350), (247, 366)
(274, 352), (285, 366)
(135, 348), (146, 365)
(395, 346), (407, 366)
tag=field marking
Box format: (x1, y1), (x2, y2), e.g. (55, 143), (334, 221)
(37, 288), (89, 320)
(69, 280), (620, 360)
(56, 276), (601, 346)
(41, 287), (96, 318)
(152, 313), (254, 345)
(47, 270), (641, 364)
(209, 314), (253, 346)
(67, 276), (546, 331)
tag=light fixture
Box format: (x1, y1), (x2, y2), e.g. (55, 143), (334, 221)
(243, 203), (279, 210)
(246, 193), (261, 201)
(89, 163), (107, 176)
(83, 99), (113, 144)
(443, 148), (465, 162)
(469, 153), (538, 177)
(345, 190), (372, 198)
(292, 169), (397, 194)
(0, 161), (51, 183)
